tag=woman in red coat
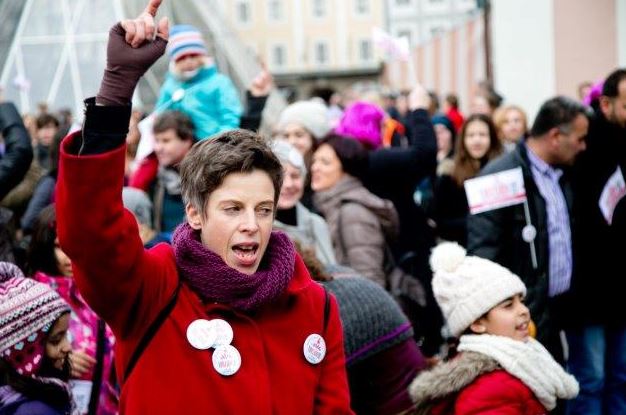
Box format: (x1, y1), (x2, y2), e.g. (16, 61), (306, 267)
(55, 1), (353, 413)
(408, 243), (579, 414)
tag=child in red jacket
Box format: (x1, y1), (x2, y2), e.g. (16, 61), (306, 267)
(408, 242), (579, 414)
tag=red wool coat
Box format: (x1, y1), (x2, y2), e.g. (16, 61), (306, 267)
(451, 370), (547, 415)
(411, 352), (547, 415)
(56, 132), (353, 414)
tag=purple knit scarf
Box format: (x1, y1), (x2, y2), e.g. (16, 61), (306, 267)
(172, 223), (296, 311)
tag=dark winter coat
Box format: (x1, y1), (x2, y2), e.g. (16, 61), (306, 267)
(467, 142), (574, 360)
(570, 109), (626, 326)
(0, 103), (33, 200)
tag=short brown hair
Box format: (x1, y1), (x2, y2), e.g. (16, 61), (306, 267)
(35, 113), (59, 130)
(180, 129), (284, 215)
(153, 110), (195, 141)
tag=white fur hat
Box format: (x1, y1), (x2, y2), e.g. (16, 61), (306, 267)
(430, 242), (527, 337)
(276, 99), (331, 140)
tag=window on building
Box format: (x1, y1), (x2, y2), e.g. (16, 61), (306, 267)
(355, 0), (370, 15)
(271, 44), (286, 68)
(359, 39), (372, 62)
(267, 0), (282, 21)
(430, 25), (444, 37)
(314, 41), (329, 65)
(312, 0), (326, 17)
(236, 1), (251, 23)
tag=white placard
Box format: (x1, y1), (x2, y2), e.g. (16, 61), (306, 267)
(599, 166), (626, 225)
(135, 113), (156, 163)
(464, 167), (527, 214)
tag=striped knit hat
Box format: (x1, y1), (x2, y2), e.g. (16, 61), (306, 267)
(167, 24), (208, 62)
(0, 262), (70, 376)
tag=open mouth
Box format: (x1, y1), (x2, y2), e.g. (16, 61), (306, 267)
(516, 321), (529, 333)
(232, 243), (259, 266)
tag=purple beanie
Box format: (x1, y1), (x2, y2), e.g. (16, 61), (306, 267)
(334, 101), (385, 150)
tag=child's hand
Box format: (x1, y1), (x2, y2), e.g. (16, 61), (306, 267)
(69, 350), (97, 378)
(96, 0), (169, 106)
(249, 60), (274, 97)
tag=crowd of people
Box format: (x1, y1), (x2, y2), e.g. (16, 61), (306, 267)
(0, 1), (624, 414)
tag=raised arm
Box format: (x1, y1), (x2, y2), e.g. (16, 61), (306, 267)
(239, 65), (272, 131)
(367, 84), (437, 185)
(56, 0), (173, 336)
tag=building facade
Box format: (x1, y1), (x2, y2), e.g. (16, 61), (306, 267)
(218, 0), (386, 98)
(491, 0), (626, 119)
(385, 0), (477, 47)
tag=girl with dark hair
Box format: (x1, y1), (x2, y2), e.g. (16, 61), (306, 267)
(431, 114), (502, 246)
(312, 135), (399, 287)
(28, 205), (118, 415)
(0, 262), (73, 415)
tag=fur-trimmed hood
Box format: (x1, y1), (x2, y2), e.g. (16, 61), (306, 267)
(408, 352), (499, 414)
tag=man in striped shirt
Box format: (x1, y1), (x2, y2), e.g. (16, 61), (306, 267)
(467, 96), (589, 364)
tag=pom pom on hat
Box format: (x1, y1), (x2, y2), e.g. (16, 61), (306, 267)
(430, 242), (527, 337)
(430, 241), (466, 274)
(167, 25), (208, 62)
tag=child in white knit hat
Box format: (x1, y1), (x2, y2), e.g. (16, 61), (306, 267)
(408, 242), (578, 414)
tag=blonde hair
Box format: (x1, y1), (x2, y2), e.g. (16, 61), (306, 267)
(493, 105), (528, 141)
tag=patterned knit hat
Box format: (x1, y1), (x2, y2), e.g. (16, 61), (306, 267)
(167, 25), (208, 62)
(430, 242), (527, 337)
(0, 262), (70, 376)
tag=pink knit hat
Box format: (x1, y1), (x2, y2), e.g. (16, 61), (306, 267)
(334, 101), (385, 150)
(0, 262), (70, 376)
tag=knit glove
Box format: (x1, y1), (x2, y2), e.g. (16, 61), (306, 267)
(96, 2), (168, 106)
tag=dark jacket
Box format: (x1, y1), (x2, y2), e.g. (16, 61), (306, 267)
(365, 109), (437, 258)
(467, 142), (574, 359)
(432, 173), (469, 246)
(570, 109), (626, 326)
(364, 109), (442, 356)
(0, 103), (33, 200)
(323, 271), (426, 415)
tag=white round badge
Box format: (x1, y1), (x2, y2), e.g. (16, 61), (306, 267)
(208, 319), (234, 346)
(212, 345), (241, 376)
(186, 319), (217, 350)
(303, 334), (326, 365)
(172, 88), (185, 102)
(522, 224), (537, 243)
